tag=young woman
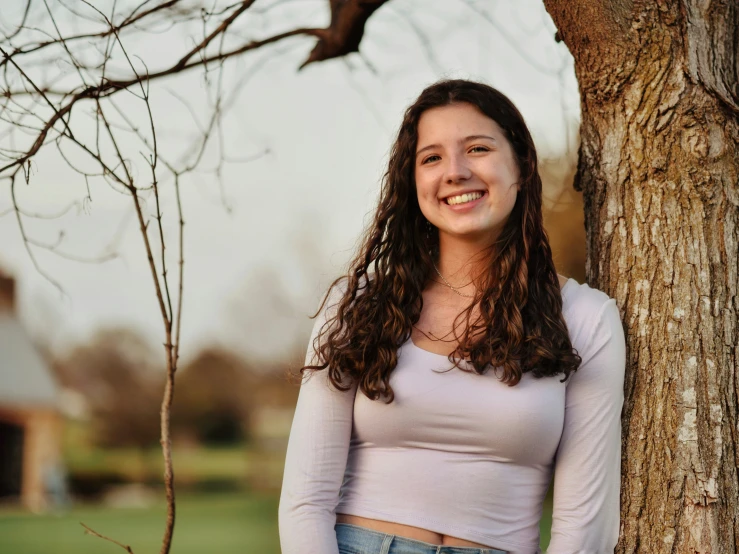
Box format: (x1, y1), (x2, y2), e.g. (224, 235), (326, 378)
(278, 79), (626, 554)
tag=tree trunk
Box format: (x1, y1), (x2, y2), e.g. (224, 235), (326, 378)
(543, 1), (739, 552)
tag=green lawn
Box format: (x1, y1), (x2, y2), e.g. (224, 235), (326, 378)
(0, 491), (551, 554)
(63, 444), (257, 482)
(0, 491), (280, 554)
(46, 428), (552, 551)
(540, 488), (553, 551)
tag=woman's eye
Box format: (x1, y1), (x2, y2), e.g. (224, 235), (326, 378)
(422, 155), (441, 164)
(470, 146), (489, 153)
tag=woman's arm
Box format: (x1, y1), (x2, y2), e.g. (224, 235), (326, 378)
(548, 298), (626, 553)
(278, 283), (357, 554)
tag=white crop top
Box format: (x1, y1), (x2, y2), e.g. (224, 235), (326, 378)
(278, 278), (626, 554)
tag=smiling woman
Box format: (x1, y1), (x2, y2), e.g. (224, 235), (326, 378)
(278, 80), (625, 554)
(414, 103), (521, 294)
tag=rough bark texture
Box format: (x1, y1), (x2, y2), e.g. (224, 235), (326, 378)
(544, 0), (739, 552)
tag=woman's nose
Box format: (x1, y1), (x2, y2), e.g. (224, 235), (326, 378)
(445, 154), (472, 183)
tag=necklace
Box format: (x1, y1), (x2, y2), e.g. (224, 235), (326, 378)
(432, 262), (475, 298)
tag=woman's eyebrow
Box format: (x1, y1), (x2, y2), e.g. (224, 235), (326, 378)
(465, 134), (496, 143)
(416, 143), (441, 157)
(416, 135), (497, 157)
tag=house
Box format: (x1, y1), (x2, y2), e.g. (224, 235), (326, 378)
(0, 271), (62, 511)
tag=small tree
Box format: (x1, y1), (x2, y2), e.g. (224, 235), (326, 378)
(1, 1), (391, 551)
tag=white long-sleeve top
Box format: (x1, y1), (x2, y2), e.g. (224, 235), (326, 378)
(279, 278), (626, 554)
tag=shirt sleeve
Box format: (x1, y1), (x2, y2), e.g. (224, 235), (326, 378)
(278, 282), (357, 554)
(548, 298), (626, 553)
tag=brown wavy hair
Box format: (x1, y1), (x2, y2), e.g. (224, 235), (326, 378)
(303, 79), (581, 401)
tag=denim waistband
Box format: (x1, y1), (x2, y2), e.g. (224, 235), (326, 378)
(335, 523), (508, 554)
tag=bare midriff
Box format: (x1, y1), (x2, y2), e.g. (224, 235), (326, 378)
(335, 514), (493, 548)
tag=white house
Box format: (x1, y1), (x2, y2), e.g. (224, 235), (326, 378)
(0, 271), (62, 510)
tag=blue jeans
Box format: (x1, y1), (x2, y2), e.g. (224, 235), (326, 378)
(335, 523), (508, 554)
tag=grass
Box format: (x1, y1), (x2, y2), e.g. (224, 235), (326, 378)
(67, 447), (250, 476)
(63, 443), (287, 494)
(3, 429), (552, 554)
(0, 491), (280, 554)
(540, 486), (553, 551)
(0, 489), (552, 553)
(64, 443), (255, 483)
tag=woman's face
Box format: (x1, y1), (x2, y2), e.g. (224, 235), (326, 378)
(414, 102), (520, 247)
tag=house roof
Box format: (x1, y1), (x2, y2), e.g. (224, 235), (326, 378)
(0, 312), (59, 409)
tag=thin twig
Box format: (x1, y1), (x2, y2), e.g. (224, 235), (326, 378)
(80, 523), (135, 554)
(10, 174), (65, 295)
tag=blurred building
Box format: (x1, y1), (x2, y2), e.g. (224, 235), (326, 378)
(0, 271), (62, 510)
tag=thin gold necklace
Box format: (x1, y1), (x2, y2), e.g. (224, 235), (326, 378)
(432, 262), (475, 298)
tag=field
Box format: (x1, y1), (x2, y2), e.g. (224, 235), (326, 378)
(0, 490), (552, 553)
(0, 439), (553, 553)
(0, 491), (280, 554)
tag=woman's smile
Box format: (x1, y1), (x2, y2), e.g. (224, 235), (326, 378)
(442, 190), (487, 209)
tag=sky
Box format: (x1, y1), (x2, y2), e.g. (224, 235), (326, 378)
(0, 0), (580, 363)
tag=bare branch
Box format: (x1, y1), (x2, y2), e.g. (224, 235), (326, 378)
(9, 175), (65, 295)
(300, 0), (389, 68)
(0, 0), (32, 43)
(0, 199), (79, 219)
(26, 232), (118, 264)
(80, 523), (135, 554)
(0, 0), (182, 71)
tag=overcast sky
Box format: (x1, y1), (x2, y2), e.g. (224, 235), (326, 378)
(0, 0), (579, 363)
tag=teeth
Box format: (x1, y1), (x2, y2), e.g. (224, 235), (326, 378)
(446, 191), (483, 205)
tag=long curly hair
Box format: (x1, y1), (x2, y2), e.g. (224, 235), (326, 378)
(303, 79), (581, 401)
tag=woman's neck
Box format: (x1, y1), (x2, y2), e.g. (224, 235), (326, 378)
(435, 234), (494, 293)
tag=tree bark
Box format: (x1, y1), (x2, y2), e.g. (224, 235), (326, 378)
(544, 1), (739, 552)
